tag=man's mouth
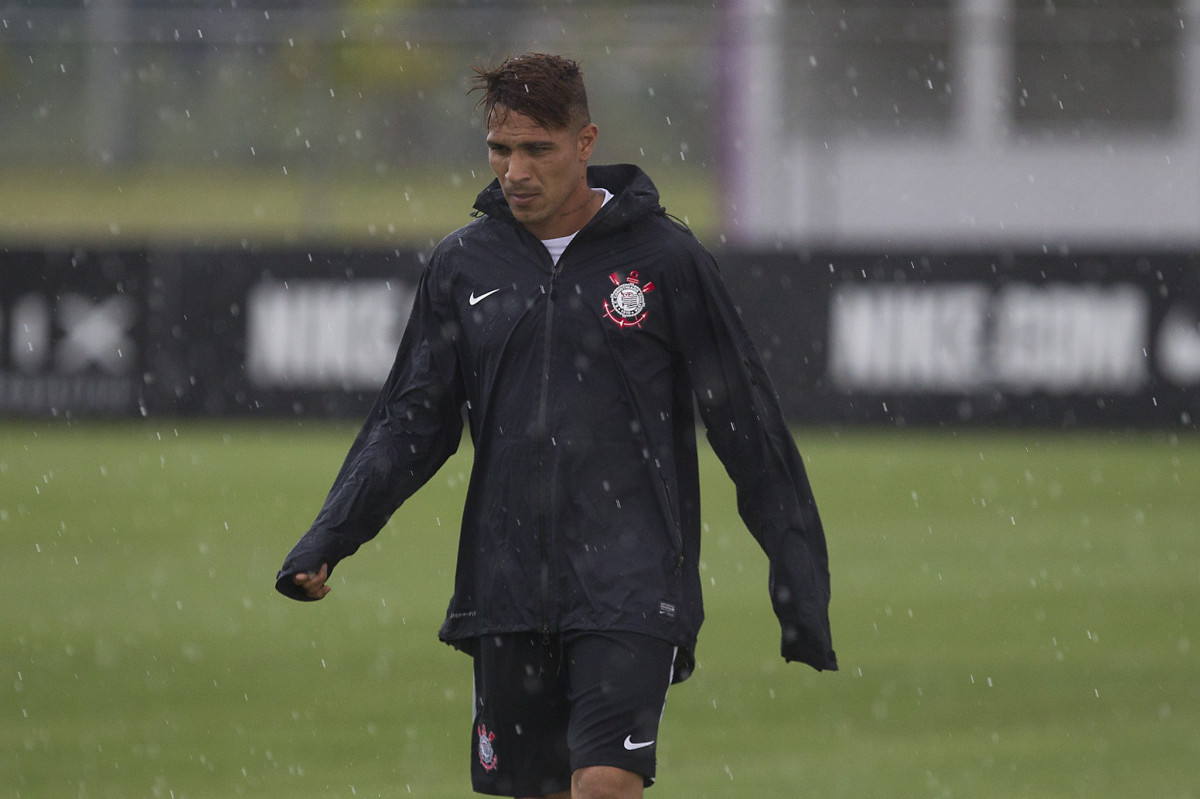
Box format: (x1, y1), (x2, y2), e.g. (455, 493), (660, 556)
(506, 190), (538, 208)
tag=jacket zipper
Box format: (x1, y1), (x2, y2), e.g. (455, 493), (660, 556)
(536, 257), (564, 644)
(536, 261), (562, 433)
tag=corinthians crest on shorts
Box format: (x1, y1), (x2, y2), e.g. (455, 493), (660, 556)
(477, 723), (498, 772)
(603, 270), (655, 328)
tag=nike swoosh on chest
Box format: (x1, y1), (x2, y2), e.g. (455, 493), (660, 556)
(469, 288), (501, 305)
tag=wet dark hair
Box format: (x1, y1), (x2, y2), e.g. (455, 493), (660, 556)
(471, 52), (591, 131)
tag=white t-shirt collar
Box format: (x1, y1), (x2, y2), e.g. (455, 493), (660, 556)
(541, 188), (614, 265)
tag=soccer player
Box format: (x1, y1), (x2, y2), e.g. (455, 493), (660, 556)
(276, 52), (836, 799)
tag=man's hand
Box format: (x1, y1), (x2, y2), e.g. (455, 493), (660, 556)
(293, 563), (332, 600)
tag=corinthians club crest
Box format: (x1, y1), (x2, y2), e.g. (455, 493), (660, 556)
(603, 270), (655, 328)
(477, 724), (498, 772)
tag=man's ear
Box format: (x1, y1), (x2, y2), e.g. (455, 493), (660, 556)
(577, 123), (599, 160)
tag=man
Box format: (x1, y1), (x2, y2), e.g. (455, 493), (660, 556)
(276, 53), (836, 799)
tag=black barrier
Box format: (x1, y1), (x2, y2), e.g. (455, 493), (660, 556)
(144, 248), (425, 416)
(0, 248), (425, 418)
(1, 247), (1197, 426)
(719, 250), (1200, 427)
(0, 251), (149, 417)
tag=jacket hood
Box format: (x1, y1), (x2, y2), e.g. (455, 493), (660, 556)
(472, 163), (665, 234)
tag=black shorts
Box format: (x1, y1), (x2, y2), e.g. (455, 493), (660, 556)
(470, 630), (677, 797)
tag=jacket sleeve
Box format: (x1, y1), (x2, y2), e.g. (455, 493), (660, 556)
(670, 241), (837, 671)
(275, 262), (465, 601)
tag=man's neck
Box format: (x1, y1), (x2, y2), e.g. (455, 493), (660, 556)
(531, 184), (604, 240)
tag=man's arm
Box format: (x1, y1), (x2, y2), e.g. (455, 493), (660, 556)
(275, 263), (466, 601)
(670, 243), (837, 671)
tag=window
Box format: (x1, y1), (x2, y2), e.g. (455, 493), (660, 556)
(1012, 0), (1181, 133)
(785, 2), (956, 137)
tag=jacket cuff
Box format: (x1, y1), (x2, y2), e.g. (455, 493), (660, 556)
(780, 625), (839, 671)
(275, 570), (323, 601)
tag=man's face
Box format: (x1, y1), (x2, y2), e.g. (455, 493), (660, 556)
(486, 106), (598, 240)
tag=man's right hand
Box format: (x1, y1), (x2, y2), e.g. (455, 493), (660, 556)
(292, 563), (332, 599)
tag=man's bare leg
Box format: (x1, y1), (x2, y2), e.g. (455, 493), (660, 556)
(571, 765), (644, 799)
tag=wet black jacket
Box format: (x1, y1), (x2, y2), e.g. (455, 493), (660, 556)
(276, 165), (836, 676)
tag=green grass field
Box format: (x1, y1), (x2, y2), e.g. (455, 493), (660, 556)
(0, 165), (718, 248)
(3, 422), (1198, 798)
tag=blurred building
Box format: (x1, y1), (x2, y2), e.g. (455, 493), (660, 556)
(1, 0), (1197, 249)
(726, 0), (1200, 249)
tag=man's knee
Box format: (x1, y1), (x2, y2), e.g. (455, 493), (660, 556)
(571, 765), (644, 799)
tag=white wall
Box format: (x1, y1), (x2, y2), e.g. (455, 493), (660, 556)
(726, 0), (1200, 250)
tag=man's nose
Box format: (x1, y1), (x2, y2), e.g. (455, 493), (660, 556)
(505, 152), (532, 183)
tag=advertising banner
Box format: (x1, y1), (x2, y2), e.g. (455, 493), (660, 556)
(720, 251), (1200, 426)
(145, 248), (425, 416)
(0, 251), (148, 417)
(1, 247), (1196, 426)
